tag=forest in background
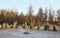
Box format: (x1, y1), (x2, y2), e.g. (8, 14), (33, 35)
(0, 5), (60, 26)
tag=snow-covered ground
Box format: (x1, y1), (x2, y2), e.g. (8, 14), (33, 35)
(0, 29), (60, 38)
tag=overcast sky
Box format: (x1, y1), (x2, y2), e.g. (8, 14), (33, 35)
(0, 0), (60, 15)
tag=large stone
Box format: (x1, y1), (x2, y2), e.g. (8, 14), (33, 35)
(30, 22), (34, 29)
(22, 24), (25, 28)
(44, 24), (49, 30)
(3, 23), (6, 29)
(25, 22), (29, 29)
(13, 21), (17, 28)
(0, 25), (1, 29)
(10, 24), (13, 28)
(37, 23), (40, 30)
(19, 25), (23, 29)
(53, 26), (57, 31)
(28, 25), (30, 29)
(40, 26), (44, 30)
(48, 24), (53, 30)
(6, 23), (10, 28)
(34, 26), (38, 30)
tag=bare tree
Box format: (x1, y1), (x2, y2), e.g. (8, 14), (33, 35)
(57, 9), (60, 25)
(37, 7), (44, 25)
(49, 9), (53, 24)
(44, 8), (48, 21)
(27, 4), (34, 29)
(57, 9), (60, 21)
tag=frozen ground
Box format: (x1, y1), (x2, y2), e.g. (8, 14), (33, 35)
(0, 29), (60, 38)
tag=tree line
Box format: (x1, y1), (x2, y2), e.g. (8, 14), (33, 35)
(0, 5), (60, 26)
